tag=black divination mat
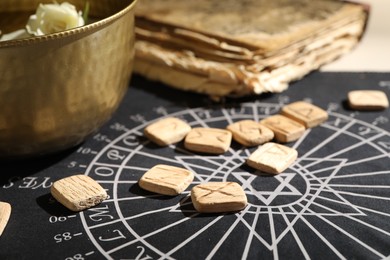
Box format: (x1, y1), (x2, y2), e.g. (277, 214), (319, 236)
(1, 72), (390, 260)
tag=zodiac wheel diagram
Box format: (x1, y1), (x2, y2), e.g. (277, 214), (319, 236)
(80, 100), (390, 260)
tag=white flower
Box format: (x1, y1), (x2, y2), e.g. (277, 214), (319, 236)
(26, 2), (85, 36)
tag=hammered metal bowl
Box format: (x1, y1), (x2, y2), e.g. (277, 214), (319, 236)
(0, 0), (137, 158)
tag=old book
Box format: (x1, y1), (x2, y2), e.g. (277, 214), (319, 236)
(133, 0), (369, 99)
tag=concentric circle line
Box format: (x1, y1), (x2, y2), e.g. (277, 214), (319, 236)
(294, 159), (366, 216)
(302, 197), (361, 217)
(97, 180), (137, 184)
(296, 156), (387, 177)
(289, 205), (346, 259)
(110, 144), (172, 259)
(354, 203), (390, 217)
(227, 206), (273, 250)
(79, 210), (113, 260)
(302, 198), (390, 238)
(104, 193), (167, 203)
(322, 189), (390, 201)
(278, 207), (310, 259)
(308, 187), (378, 216)
(120, 148), (183, 165)
(273, 160), (343, 245)
(173, 146), (240, 169)
(203, 153), (239, 183)
(303, 205), (386, 259)
(86, 204), (181, 230)
(298, 119), (356, 161)
(188, 115), (237, 126)
(307, 194), (364, 216)
(319, 170), (390, 180)
(107, 212), (199, 257)
(179, 148), (248, 184)
(242, 206), (262, 259)
(88, 161), (149, 171)
(346, 152), (390, 166)
(205, 210), (252, 260)
(175, 156), (239, 177)
(321, 114), (390, 154)
(188, 109), (211, 128)
(161, 215), (224, 259)
(79, 127), (145, 259)
(300, 130), (386, 169)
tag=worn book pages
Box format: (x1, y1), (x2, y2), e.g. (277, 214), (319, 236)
(134, 0), (369, 99)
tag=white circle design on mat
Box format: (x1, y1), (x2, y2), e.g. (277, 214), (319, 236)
(79, 101), (390, 259)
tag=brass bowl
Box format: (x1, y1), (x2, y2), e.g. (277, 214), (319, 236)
(0, 0), (137, 158)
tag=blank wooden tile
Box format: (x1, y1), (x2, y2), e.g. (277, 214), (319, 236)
(144, 117), (192, 146)
(281, 101), (328, 128)
(227, 120), (274, 146)
(247, 142), (298, 174)
(184, 127), (232, 154)
(51, 175), (108, 212)
(348, 90), (389, 110)
(139, 164), (194, 195)
(191, 182), (247, 213)
(260, 114), (305, 143)
(0, 202), (11, 237)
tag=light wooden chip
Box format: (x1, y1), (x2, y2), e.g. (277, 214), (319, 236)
(51, 175), (108, 212)
(280, 101), (328, 128)
(348, 90), (389, 110)
(227, 120), (274, 146)
(0, 202), (11, 237)
(260, 114), (305, 142)
(139, 164), (194, 195)
(144, 117), (192, 146)
(184, 127), (232, 154)
(191, 182), (247, 213)
(247, 142), (298, 174)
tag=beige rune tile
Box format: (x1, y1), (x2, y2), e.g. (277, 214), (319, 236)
(0, 202), (11, 237)
(184, 127), (232, 154)
(139, 164), (194, 195)
(144, 117), (192, 146)
(227, 120), (274, 146)
(348, 90), (389, 110)
(280, 101), (328, 128)
(191, 182), (247, 213)
(51, 175), (108, 212)
(260, 114), (305, 143)
(247, 142), (298, 174)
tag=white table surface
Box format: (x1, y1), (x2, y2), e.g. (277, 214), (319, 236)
(322, 0), (390, 72)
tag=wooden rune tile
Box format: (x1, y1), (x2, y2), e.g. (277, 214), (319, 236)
(348, 90), (389, 110)
(227, 120), (274, 146)
(260, 114), (305, 142)
(191, 182), (248, 213)
(139, 164), (194, 195)
(280, 101), (328, 128)
(144, 117), (192, 146)
(0, 202), (11, 237)
(247, 142), (298, 174)
(51, 175), (108, 212)
(184, 127), (232, 154)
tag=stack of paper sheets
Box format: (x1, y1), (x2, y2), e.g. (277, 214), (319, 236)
(134, 0), (369, 99)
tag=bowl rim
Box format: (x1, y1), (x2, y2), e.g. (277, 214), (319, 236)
(0, 0), (138, 48)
